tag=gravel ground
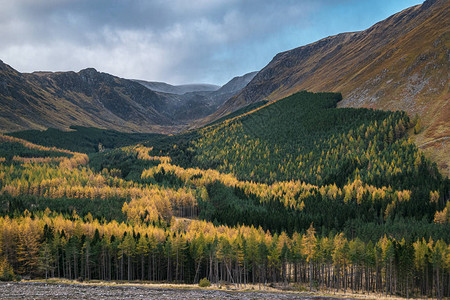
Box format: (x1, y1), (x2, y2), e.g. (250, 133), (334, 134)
(0, 282), (351, 299)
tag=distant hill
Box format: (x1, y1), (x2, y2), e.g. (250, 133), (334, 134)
(208, 71), (258, 109)
(132, 80), (220, 95)
(210, 0), (449, 175)
(213, 71), (258, 100)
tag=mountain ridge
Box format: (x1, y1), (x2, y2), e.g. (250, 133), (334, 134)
(0, 62), (255, 133)
(0, 61), (178, 133)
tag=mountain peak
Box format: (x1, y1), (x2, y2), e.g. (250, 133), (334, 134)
(79, 68), (99, 75)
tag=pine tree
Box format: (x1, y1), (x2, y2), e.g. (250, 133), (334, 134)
(39, 242), (55, 280)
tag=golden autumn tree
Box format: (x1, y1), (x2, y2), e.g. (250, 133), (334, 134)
(17, 220), (41, 275)
(302, 223), (317, 291)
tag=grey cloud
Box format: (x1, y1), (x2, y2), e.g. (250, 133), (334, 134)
(0, 0), (402, 85)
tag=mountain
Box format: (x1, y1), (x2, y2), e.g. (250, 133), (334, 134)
(0, 59), (256, 133)
(205, 71), (259, 109)
(0, 61), (182, 133)
(132, 80), (220, 95)
(211, 0), (449, 175)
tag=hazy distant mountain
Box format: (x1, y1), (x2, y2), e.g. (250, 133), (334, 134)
(136, 71), (258, 122)
(210, 0), (449, 175)
(133, 80), (220, 95)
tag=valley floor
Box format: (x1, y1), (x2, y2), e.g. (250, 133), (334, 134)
(0, 280), (415, 300)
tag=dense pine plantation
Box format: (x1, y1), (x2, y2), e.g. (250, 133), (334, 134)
(0, 91), (449, 298)
(184, 92), (442, 190)
(9, 126), (162, 154)
(145, 92), (448, 237)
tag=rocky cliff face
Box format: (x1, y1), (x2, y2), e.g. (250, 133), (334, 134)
(211, 0), (449, 175)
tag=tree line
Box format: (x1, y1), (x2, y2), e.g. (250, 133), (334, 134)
(0, 212), (448, 299)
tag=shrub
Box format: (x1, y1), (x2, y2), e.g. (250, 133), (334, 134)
(0, 257), (15, 281)
(199, 277), (211, 287)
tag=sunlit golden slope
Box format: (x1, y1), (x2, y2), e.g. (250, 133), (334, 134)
(210, 0), (449, 175)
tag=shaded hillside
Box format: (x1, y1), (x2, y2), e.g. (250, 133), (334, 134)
(0, 60), (257, 134)
(211, 0), (449, 175)
(8, 126), (162, 154)
(0, 61), (182, 133)
(0, 63), (256, 134)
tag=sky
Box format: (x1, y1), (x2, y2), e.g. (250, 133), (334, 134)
(0, 0), (423, 86)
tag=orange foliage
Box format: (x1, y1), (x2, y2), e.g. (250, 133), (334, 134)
(127, 144), (171, 164)
(434, 201), (450, 224)
(142, 162), (411, 212)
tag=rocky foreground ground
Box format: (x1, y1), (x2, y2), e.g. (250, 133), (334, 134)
(0, 282), (351, 299)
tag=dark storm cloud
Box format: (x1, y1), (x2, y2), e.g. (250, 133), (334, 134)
(0, 0), (422, 85)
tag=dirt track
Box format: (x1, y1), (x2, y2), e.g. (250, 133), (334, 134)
(0, 282), (351, 299)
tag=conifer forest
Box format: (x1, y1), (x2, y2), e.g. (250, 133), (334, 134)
(1, 92), (449, 298)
